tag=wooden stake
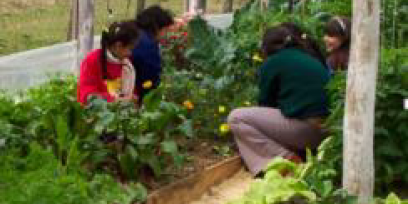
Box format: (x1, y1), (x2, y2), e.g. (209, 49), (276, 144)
(223, 0), (234, 13)
(68, 0), (79, 40)
(343, 0), (380, 203)
(74, 0), (94, 74)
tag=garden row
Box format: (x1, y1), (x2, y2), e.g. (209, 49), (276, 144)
(0, 0), (407, 203)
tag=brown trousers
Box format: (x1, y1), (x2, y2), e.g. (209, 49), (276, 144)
(228, 107), (326, 176)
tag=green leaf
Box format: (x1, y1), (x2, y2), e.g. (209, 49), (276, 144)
(265, 157), (298, 173)
(178, 120), (194, 138)
(147, 155), (161, 177)
(385, 193), (401, 204)
(119, 153), (137, 180)
(136, 133), (156, 145)
(126, 146), (138, 160)
(161, 140), (178, 155)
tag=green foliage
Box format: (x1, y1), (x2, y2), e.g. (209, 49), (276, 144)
(0, 143), (147, 204)
(0, 74), (192, 183)
(229, 158), (356, 204)
(323, 48), (408, 194)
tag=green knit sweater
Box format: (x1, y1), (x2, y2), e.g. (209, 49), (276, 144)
(258, 48), (330, 119)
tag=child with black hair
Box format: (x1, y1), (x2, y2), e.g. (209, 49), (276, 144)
(324, 16), (351, 72)
(228, 23), (330, 177)
(77, 20), (140, 105)
(280, 22), (327, 69)
(131, 5), (174, 101)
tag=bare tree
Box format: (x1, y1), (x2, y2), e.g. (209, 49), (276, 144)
(343, 0), (380, 203)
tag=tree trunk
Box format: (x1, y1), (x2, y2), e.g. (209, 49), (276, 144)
(136, 0), (146, 16)
(223, 0), (233, 13)
(343, 0), (380, 203)
(74, 0), (94, 74)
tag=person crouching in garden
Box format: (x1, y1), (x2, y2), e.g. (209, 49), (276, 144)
(132, 5), (174, 102)
(228, 23), (330, 177)
(77, 21), (140, 105)
(324, 16), (351, 73)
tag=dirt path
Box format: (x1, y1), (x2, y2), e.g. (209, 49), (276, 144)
(189, 169), (253, 204)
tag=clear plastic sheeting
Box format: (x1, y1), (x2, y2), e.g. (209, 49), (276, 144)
(0, 14), (233, 91)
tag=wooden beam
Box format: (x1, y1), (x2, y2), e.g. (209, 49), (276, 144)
(343, 0), (380, 203)
(223, 0), (234, 13)
(260, 0), (269, 12)
(186, 0), (206, 15)
(146, 156), (242, 204)
(74, 0), (94, 74)
(184, 0), (190, 13)
(68, 0), (79, 40)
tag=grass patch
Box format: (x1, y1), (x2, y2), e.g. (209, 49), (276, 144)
(0, 0), (249, 56)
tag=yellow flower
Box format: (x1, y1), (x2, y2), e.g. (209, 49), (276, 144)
(142, 80), (153, 89)
(219, 123), (230, 134)
(252, 53), (263, 63)
(244, 101), (251, 106)
(106, 79), (121, 95)
(183, 100), (194, 110)
(218, 106), (226, 114)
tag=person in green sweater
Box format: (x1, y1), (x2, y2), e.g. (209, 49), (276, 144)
(228, 23), (330, 177)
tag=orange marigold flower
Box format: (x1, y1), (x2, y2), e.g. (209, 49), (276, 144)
(183, 100), (194, 110)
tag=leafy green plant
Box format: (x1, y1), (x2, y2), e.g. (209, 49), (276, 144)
(0, 143), (147, 204)
(229, 157), (356, 204)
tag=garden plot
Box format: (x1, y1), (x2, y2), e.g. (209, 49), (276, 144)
(189, 169), (253, 204)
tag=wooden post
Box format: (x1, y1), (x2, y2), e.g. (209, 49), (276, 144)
(68, 0), (79, 40)
(260, 0), (269, 12)
(186, 0), (206, 15)
(136, 0), (146, 15)
(184, 0), (189, 13)
(74, 0), (94, 74)
(343, 0), (380, 203)
(223, 0), (234, 13)
(198, 0), (206, 13)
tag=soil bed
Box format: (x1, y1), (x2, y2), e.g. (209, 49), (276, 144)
(144, 137), (237, 190)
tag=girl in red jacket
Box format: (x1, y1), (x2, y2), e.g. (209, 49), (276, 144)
(77, 21), (140, 105)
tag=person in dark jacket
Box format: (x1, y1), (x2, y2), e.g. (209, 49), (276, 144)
(228, 23), (330, 177)
(132, 5), (174, 101)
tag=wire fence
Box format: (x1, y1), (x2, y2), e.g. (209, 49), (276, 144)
(0, 0), (250, 56)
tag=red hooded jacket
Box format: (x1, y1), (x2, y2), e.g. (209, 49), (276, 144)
(77, 49), (137, 105)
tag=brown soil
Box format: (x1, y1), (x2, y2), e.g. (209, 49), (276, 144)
(144, 137), (237, 190)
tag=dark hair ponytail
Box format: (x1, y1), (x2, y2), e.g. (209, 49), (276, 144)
(280, 22), (327, 68)
(101, 28), (110, 79)
(100, 21), (140, 79)
(135, 5), (174, 36)
(262, 23), (326, 67)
